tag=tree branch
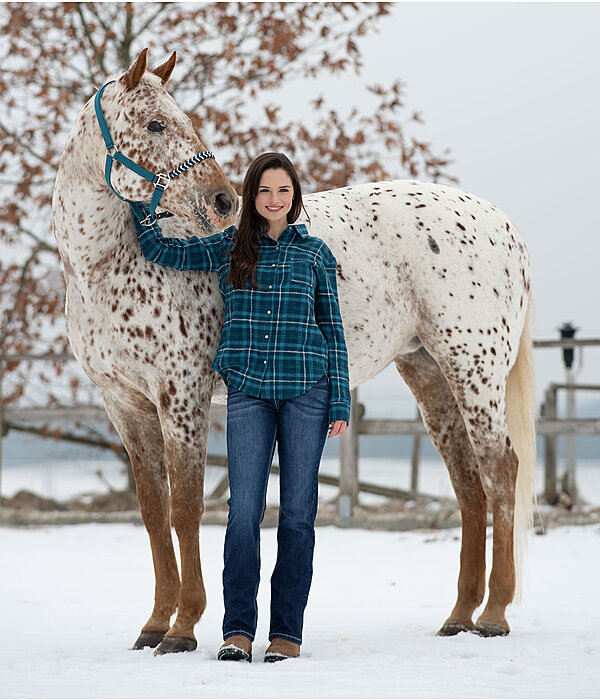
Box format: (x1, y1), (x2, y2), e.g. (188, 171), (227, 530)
(0, 247), (42, 350)
(0, 119), (48, 164)
(16, 226), (56, 252)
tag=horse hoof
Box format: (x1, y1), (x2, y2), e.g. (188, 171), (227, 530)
(131, 630), (166, 650)
(437, 622), (472, 637)
(473, 621), (509, 637)
(154, 635), (197, 655)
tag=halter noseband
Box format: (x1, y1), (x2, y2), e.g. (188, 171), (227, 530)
(94, 80), (215, 227)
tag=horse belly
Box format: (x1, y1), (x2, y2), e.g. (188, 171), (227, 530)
(338, 273), (420, 387)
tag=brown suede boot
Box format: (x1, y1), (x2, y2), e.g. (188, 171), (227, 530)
(217, 635), (252, 662)
(264, 637), (300, 663)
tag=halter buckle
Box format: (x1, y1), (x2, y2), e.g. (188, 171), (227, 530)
(155, 173), (170, 190)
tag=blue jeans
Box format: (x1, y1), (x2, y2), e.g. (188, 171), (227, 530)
(222, 375), (330, 645)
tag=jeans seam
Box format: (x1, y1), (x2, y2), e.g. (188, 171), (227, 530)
(268, 632), (302, 644)
(223, 629), (255, 642)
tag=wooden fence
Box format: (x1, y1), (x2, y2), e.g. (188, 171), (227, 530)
(1, 338), (600, 524)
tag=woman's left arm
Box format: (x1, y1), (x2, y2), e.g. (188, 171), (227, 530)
(313, 246), (351, 428)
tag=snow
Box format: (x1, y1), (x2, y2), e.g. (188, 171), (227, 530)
(2, 522), (600, 698)
(1, 458), (600, 698)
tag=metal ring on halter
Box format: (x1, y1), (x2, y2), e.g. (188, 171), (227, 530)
(140, 213), (157, 227)
(154, 173), (170, 190)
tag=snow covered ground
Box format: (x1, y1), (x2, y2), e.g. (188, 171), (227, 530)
(1, 458), (600, 698)
(2, 521), (600, 698)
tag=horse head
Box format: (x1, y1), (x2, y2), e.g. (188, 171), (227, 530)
(91, 48), (238, 234)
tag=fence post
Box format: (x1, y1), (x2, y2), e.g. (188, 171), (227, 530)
(562, 368), (578, 499)
(542, 385), (558, 504)
(410, 407), (422, 495)
(338, 389), (360, 527)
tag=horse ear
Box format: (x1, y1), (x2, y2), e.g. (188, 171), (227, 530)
(152, 51), (177, 86)
(122, 48), (148, 90)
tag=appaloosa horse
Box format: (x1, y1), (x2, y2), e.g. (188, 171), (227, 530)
(52, 50), (535, 654)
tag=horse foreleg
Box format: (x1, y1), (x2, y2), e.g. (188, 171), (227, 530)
(395, 350), (487, 635)
(102, 391), (180, 649)
(153, 396), (211, 655)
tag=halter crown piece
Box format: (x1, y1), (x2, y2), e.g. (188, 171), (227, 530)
(94, 80), (216, 227)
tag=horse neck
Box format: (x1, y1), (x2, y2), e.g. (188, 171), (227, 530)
(54, 109), (139, 280)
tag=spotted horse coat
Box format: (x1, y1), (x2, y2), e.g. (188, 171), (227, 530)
(52, 50), (535, 654)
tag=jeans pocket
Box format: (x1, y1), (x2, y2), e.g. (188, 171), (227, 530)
(309, 375), (329, 402)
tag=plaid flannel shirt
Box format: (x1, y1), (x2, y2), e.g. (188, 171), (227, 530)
(135, 212), (351, 424)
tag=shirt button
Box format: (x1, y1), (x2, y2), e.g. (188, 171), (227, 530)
(269, 285), (272, 289)
(265, 334), (269, 339)
(263, 360), (267, 364)
(267, 310), (271, 314)
(271, 263), (276, 267)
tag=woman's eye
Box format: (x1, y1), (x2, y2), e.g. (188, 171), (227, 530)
(147, 120), (166, 133)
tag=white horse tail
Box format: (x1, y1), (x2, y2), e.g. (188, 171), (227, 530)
(506, 291), (536, 602)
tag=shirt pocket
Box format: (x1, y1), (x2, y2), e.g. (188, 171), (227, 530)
(289, 260), (315, 289)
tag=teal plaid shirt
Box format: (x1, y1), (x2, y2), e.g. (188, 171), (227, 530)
(135, 213), (351, 424)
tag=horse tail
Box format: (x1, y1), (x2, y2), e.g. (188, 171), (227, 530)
(505, 291), (536, 602)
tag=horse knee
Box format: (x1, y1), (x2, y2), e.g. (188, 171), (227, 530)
(170, 493), (204, 533)
(473, 437), (519, 504)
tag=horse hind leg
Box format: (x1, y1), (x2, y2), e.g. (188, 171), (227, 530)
(102, 390), (180, 650)
(422, 307), (535, 638)
(464, 306), (535, 637)
(395, 349), (487, 636)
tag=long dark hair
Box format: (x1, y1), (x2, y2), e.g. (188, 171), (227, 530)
(228, 152), (307, 289)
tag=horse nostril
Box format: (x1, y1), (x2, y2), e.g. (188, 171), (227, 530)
(214, 192), (234, 218)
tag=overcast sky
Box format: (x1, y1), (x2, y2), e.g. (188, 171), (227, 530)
(276, 1), (600, 409)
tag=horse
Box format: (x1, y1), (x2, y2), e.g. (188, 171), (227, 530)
(52, 49), (535, 654)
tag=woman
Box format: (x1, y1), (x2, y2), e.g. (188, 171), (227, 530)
(135, 152), (350, 663)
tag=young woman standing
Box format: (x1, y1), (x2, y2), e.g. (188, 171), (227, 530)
(134, 152), (350, 662)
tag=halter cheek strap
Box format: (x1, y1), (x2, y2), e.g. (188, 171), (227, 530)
(94, 80), (215, 226)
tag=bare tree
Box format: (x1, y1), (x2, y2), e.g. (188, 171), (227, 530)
(0, 2), (453, 434)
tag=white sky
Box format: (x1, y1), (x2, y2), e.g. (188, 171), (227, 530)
(4, 1), (598, 414)
(275, 1), (600, 408)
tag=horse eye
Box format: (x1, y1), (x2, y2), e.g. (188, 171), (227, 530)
(147, 120), (166, 133)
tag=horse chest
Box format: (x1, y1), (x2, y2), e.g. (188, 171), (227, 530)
(65, 259), (223, 390)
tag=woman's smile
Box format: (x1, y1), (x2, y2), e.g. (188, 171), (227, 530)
(255, 168), (294, 238)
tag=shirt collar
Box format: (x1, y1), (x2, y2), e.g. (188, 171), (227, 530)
(260, 223), (309, 243)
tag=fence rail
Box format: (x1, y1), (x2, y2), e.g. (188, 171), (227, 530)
(2, 339), (600, 520)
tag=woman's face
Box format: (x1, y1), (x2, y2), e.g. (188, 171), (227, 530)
(254, 168), (294, 229)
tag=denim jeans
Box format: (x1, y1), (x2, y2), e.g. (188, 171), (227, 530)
(222, 374), (330, 645)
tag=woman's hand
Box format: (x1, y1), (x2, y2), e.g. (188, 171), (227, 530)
(327, 420), (348, 439)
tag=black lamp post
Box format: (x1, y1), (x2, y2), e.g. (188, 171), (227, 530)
(559, 322), (577, 369)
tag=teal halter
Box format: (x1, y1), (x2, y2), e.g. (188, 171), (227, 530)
(94, 80), (215, 226)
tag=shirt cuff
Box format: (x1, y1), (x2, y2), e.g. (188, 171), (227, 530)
(329, 403), (350, 425)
